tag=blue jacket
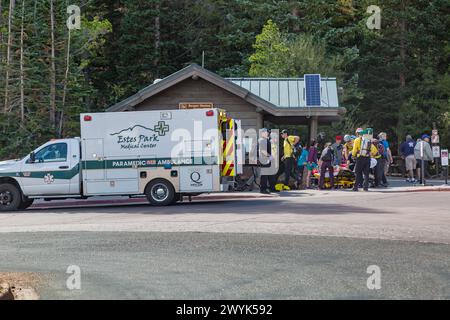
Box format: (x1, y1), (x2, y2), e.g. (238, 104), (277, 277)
(400, 139), (416, 157)
(297, 149), (309, 167)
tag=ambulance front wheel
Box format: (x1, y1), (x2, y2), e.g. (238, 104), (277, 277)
(145, 179), (175, 206)
(0, 183), (22, 211)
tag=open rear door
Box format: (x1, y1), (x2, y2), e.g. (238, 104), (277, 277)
(220, 118), (236, 177)
(234, 120), (244, 175)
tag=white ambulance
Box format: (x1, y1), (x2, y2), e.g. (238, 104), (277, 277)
(0, 109), (243, 211)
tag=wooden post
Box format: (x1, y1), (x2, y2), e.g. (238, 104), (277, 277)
(309, 116), (318, 142)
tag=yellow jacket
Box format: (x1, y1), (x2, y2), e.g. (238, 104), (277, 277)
(352, 137), (379, 158)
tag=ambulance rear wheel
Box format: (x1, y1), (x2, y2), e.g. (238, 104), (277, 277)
(0, 183), (22, 212)
(146, 179), (175, 206)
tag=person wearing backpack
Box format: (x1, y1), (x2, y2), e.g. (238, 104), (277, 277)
(352, 128), (378, 191)
(297, 146), (309, 187)
(281, 129), (300, 189)
(319, 142), (335, 190)
(332, 136), (344, 166)
(372, 138), (385, 188)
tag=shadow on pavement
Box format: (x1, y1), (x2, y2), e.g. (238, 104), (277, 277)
(21, 198), (394, 216)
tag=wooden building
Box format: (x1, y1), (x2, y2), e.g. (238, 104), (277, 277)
(107, 64), (346, 139)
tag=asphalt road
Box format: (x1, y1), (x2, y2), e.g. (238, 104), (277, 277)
(1, 232), (449, 299)
(0, 191), (449, 299)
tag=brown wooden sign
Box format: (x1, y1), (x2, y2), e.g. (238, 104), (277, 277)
(179, 102), (214, 109)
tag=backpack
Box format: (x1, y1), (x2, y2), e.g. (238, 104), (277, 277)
(376, 143), (385, 158)
(287, 139), (301, 160)
(321, 147), (334, 162)
(292, 143), (302, 159)
(360, 138), (372, 157)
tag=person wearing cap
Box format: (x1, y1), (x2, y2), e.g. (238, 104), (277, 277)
(352, 128), (378, 191)
(414, 134), (434, 184)
(280, 130), (300, 189)
(332, 135), (344, 166)
(400, 135), (417, 183)
(258, 128), (276, 194)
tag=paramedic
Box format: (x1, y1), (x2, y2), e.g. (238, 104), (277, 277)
(343, 135), (354, 164)
(281, 129), (300, 188)
(352, 128), (378, 191)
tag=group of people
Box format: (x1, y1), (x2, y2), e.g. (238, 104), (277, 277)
(258, 128), (396, 193)
(400, 134), (434, 184)
(257, 127), (436, 194)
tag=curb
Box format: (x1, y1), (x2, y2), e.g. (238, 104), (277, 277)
(396, 187), (450, 193)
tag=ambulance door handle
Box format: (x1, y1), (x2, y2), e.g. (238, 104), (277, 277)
(59, 166), (69, 169)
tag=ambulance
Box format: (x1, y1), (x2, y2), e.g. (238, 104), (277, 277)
(0, 109), (244, 211)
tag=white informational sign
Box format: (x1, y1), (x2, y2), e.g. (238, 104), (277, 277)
(432, 135), (440, 144)
(441, 149), (449, 167)
(432, 146), (441, 158)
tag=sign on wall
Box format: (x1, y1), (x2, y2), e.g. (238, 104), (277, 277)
(441, 149), (449, 167)
(179, 103), (214, 109)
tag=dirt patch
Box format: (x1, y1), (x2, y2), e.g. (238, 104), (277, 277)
(0, 272), (41, 300)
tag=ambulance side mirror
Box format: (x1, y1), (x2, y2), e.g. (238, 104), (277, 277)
(29, 152), (36, 163)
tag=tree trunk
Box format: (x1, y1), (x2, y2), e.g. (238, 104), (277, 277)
(399, 0), (407, 88)
(59, 30), (71, 138)
(4, 0), (16, 113)
(154, 1), (160, 78)
(19, 0), (25, 123)
(49, 0), (57, 130)
(0, 0), (4, 45)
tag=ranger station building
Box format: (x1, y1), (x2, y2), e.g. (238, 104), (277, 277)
(107, 63), (345, 140)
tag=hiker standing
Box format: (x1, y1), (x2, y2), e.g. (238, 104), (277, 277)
(400, 135), (417, 183)
(319, 142), (335, 190)
(258, 128), (275, 194)
(332, 136), (344, 166)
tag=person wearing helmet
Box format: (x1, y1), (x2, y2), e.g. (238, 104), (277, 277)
(352, 128), (378, 191)
(280, 129), (300, 189)
(343, 134), (354, 164)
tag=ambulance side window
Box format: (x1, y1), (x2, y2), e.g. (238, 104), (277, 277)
(34, 143), (68, 163)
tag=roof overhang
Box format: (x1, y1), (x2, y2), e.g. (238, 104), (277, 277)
(106, 64), (345, 122)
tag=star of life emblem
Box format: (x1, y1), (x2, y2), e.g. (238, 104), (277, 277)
(44, 173), (55, 184)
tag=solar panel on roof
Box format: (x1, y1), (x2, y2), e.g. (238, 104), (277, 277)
(304, 74), (321, 107)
